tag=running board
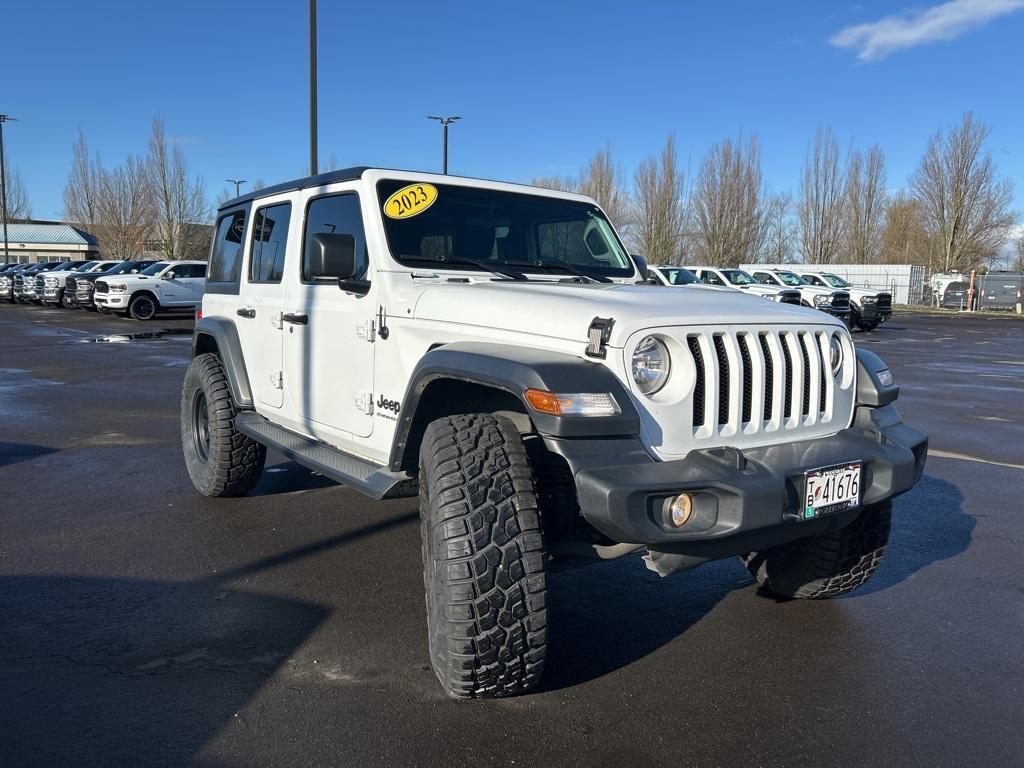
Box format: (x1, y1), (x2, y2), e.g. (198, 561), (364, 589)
(234, 411), (417, 499)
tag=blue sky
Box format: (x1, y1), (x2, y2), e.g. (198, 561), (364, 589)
(4, 0), (1024, 221)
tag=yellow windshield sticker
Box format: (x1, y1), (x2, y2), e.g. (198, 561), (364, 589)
(383, 183), (438, 219)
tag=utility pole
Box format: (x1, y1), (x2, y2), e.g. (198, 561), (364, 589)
(309, 0), (318, 176)
(0, 114), (16, 263)
(226, 179), (247, 198)
(427, 115), (460, 174)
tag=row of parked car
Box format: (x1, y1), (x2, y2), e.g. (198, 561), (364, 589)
(646, 264), (892, 331)
(0, 258), (208, 320)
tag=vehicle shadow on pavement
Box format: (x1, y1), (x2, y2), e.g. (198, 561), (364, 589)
(0, 574), (328, 767)
(243, 458), (338, 496)
(0, 442), (59, 468)
(541, 556), (748, 692)
(847, 473), (972, 597)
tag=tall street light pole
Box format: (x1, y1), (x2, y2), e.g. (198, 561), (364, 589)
(0, 113), (16, 263)
(427, 115), (460, 174)
(309, 0), (318, 176)
(226, 179), (247, 198)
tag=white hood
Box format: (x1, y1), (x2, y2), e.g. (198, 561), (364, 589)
(411, 280), (836, 347)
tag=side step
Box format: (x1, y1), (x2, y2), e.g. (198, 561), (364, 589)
(234, 411), (417, 499)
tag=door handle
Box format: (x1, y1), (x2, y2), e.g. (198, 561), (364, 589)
(282, 312), (308, 325)
(236, 307), (256, 318)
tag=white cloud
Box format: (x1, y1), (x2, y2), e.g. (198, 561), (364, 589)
(830, 0), (1024, 61)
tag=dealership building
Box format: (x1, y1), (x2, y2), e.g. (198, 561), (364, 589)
(0, 221), (100, 263)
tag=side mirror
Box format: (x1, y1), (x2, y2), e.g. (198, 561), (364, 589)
(165, 271), (176, 280)
(631, 254), (652, 283)
(309, 233), (369, 295)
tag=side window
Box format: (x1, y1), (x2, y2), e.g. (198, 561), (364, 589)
(249, 202), (292, 283)
(185, 264), (208, 279)
(208, 209), (247, 284)
(303, 193), (368, 282)
(806, 275), (825, 286)
(754, 272), (771, 284)
(704, 271), (725, 286)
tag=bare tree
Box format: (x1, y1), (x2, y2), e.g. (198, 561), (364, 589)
(631, 135), (686, 265)
(530, 176), (577, 193)
(1012, 235), (1024, 273)
(690, 135), (766, 266)
(880, 193), (931, 267)
(843, 145), (887, 263)
(798, 126), (846, 264)
(95, 155), (154, 259)
(63, 131), (101, 226)
(760, 192), (796, 264)
(910, 113), (1016, 272)
(577, 145), (631, 233)
(2, 166), (31, 220)
(147, 118), (209, 260)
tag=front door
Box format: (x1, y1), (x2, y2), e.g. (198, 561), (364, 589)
(283, 189), (375, 442)
(236, 198), (294, 409)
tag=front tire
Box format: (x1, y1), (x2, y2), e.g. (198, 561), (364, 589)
(744, 502), (891, 599)
(61, 291), (75, 309)
(129, 293), (158, 321)
(181, 353), (266, 497)
(418, 413), (547, 698)
(857, 319), (880, 332)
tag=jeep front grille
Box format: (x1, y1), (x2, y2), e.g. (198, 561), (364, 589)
(677, 328), (848, 439)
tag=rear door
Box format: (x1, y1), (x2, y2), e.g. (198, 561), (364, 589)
(236, 198), (295, 409)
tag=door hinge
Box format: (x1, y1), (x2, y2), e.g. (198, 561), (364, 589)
(270, 370), (283, 389)
(356, 319), (376, 342)
(355, 390), (374, 414)
(270, 311), (283, 330)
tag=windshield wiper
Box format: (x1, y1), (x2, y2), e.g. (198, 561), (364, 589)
(400, 256), (529, 281)
(514, 260), (612, 283)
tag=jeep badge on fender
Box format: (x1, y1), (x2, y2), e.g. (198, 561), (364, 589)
(181, 167), (928, 700)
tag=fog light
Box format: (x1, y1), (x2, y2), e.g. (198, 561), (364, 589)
(669, 493), (693, 527)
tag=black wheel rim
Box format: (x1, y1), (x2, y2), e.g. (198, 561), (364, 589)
(192, 391), (211, 463)
(134, 298), (155, 320)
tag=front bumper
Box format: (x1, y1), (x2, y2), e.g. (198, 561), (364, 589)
(820, 304), (851, 322)
(858, 302), (893, 323)
(94, 293), (127, 310)
(546, 404), (927, 560)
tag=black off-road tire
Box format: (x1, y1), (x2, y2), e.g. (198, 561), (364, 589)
(418, 413), (547, 699)
(61, 291), (75, 309)
(857, 319), (880, 332)
(129, 293), (159, 321)
(744, 502), (891, 599)
(181, 353), (266, 497)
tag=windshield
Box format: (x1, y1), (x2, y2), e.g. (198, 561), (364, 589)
(72, 261), (97, 271)
(824, 273), (850, 288)
(775, 271), (807, 286)
(376, 180), (634, 279)
(722, 269), (757, 286)
(139, 262), (170, 276)
(658, 267), (699, 285)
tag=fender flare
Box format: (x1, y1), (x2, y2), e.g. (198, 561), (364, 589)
(192, 317), (254, 408)
(388, 341), (641, 471)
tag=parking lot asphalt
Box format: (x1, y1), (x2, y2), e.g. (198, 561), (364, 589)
(1, 304), (1022, 768)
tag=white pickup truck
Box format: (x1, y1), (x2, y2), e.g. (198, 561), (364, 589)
(94, 260), (208, 320)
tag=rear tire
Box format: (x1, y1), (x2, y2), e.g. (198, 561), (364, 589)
(129, 293), (158, 321)
(418, 413), (547, 698)
(181, 353), (266, 497)
(744, 502), (891, 599)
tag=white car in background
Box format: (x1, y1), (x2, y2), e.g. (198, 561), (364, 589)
(684, 266), (803, 305)
(39, 260), (120, 308)
(747, 268), (852, 324)
(796, 270), (892, 331)
(94, 260), (208, 320)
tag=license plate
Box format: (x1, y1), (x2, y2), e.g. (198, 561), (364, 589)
(802, 462), (861, 519)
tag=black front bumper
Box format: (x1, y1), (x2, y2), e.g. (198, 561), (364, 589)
(545, 405), (927, 560)
(823, 305), (851, 322)
(859, 303), (893, 323)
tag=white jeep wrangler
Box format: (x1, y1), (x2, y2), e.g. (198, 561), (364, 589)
(180, 168), (928, 699)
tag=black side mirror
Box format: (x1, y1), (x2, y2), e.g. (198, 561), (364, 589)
(309, 233), (369, 295)
(632, 253), (656, 284)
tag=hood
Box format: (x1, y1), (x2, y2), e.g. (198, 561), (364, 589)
(411, 280), (836, 347)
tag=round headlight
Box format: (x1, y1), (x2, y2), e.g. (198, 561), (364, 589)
(830, 335), (843, 376)
(632, 335), (670, 395)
